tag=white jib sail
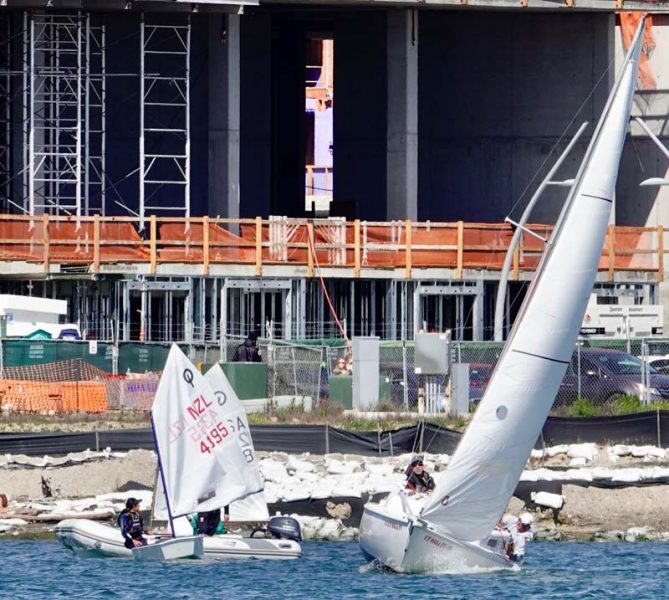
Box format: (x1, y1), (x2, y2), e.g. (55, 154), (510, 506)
(421, 20), (646, 543)
(204, 363), (269, 521)
(152, 344), (263, 519)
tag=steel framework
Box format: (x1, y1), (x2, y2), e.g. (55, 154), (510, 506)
(0, 15), (10, 210)
(139, 14), (191, 230)
(85, 16), (106, 215)
(22, 11), (106, 218)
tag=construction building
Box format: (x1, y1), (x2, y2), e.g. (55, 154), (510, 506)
(0, 3), (667, 343)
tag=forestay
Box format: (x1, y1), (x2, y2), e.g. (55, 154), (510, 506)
(421, 21), (646, 543)
(153, 345), (263, 519)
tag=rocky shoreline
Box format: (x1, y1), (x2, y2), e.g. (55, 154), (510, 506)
(1, 444), (669, 543)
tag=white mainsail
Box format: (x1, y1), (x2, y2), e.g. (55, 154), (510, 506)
(421, 21), (646, 543)
(204, 363), (269, 521)
(152, 345), (263, 520)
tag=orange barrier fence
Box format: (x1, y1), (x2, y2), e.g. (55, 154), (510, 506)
(0, 379), (107, 414)
(0, 213), (664, 280)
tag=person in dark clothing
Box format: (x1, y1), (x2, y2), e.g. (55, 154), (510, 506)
(190, 507), (228, 536)
(404, 455), (436, 494)
(232, 332), (262, 362)
(118, 497), (150, 549)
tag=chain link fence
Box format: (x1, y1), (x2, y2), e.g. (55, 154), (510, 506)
(221, 335), (323, 403)
(2, 336), (669, 415)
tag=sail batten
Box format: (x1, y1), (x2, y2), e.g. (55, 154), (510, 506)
(420, 18), (646, 543)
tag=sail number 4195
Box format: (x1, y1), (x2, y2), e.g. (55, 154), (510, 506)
(200, 422), (230, 454)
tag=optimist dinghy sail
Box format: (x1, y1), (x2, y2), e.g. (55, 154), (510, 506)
(359, 17), (646, 572)
(137, 344), (263, 560)
(152, 347), (264, 524)
(203, 363), (269, 521)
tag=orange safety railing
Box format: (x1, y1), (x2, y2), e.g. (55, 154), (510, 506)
(0, 213), (664, 281)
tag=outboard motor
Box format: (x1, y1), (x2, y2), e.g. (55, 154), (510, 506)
(267, 516), (302, 543)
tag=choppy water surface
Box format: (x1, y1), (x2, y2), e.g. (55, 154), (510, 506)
(3, 539), (668, 599)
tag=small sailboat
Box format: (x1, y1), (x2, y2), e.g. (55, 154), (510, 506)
(358, 17), (646, 573)
(56, 345), (302, 560)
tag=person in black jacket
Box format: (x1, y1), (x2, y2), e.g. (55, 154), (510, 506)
(232, 332), (262, 362)
(404, 455), (435, 495)
(118, 497), (151, 549)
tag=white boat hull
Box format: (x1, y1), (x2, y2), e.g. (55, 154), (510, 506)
(55, 519), (302, 560)
(132, 535), (204, 561)
(359, 499), (514, 574)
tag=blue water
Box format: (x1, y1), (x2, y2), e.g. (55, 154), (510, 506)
(3, 539), (668, 599)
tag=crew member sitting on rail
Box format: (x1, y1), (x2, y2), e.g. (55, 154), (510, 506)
(505, 512), (534, 563)
(404, 455), (436, 494)
(118, 497), (151, 549)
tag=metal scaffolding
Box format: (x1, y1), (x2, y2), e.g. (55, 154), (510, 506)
(22, 12), (106, 218)
(85, 16), (106, 215)
(0, 15), (10, 210)
(139, 14), (191, 230)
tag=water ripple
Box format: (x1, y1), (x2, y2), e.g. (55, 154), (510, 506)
(0, 539), (666, 599)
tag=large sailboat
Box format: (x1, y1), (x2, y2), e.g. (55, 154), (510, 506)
(358, 17), (646, 573)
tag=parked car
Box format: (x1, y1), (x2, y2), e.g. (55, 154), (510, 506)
(389, 362), (496, 408)
(557, 348), (669, 406)
(468, 363), (495, 403)
(639, 355), (669, 376)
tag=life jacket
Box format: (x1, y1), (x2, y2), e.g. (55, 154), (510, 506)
(405, 471), (435, 493)
(118, 509), (144, 537)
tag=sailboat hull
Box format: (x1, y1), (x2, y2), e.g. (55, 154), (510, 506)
(132, 535), (204, 561)
(55, 519), (302, 560)
(360, 500), (513, 574)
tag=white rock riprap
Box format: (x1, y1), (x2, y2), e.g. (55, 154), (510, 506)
(1, 443), (669, 539)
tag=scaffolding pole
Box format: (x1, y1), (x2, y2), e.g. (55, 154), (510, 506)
(139, 14), (191, 230)
(22, 11), (106, 218)
(0, 16), (10, 210)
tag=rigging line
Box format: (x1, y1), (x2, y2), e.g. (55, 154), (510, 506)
(305, 220), (349, 341)
(506, 56), (617, 219)
(420, 418), (447, 455)
(629, 133), (648, 173)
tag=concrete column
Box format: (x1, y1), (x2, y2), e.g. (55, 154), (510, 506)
(334, 12), (387, 221)
(386, 9), (418, 221)
(240, 14), (271, 217)
(208, 14), (240, 220)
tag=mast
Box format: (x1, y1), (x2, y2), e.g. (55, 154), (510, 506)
(150, 412), (176, 538)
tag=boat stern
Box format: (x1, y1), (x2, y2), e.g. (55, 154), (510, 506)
(132, 535), (204, 561)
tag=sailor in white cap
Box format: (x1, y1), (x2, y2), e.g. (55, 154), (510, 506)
(505, 512), (534, 563)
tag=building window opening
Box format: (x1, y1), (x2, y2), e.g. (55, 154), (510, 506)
(305, 37), (333, 217)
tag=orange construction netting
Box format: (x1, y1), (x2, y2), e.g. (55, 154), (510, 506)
(49, 221), (149, 262)
(0, 379), (107, 413)
(620, 12), (656, 90)
(159, 222), (255, 263)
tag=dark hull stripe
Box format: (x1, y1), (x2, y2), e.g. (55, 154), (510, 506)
(582, 193), (613, 204)
(512, 349), (569, 365)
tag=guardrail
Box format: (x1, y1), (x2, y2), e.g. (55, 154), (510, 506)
(0, 213), (662, 280)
